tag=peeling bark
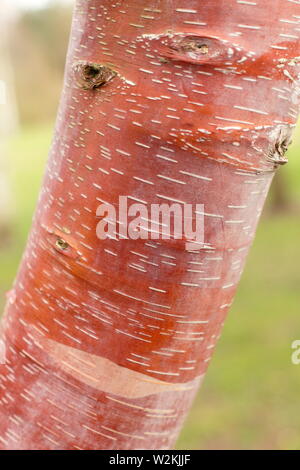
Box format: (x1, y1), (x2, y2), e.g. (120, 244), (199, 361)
(0, 0), (300, 450)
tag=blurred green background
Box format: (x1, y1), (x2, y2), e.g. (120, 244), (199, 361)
(1, 0), (300, 450)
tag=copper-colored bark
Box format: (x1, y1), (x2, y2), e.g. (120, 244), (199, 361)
(0, 0), (300, 450)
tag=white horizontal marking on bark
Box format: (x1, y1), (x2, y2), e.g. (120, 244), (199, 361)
(38, 337), (203, 399)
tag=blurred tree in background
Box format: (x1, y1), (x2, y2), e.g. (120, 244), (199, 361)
(0, 1), (19, 247)
(9, 2), (72, 124)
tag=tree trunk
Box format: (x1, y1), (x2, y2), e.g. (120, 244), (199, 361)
(0, 0), (299, 450)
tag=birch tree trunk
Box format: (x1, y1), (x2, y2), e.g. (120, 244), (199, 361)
(0, 0), (300, 450)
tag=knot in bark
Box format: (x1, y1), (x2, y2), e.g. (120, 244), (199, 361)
(73, 61), (117, 90)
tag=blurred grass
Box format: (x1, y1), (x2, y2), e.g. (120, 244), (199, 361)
(0, 124), (51, 292)
(1, 123), (300, 449)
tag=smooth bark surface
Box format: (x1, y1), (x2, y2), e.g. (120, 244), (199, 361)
(0, 0), (300, 450)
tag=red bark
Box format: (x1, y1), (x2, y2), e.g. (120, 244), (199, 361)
(0, 0), (300, 450)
